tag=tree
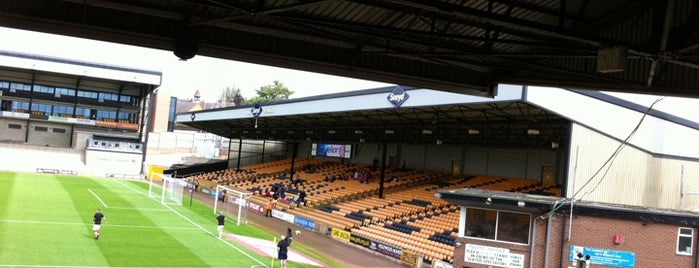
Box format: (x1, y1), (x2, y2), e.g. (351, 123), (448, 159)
(218, 86), (245, 106)
(244, 80), (294, 105)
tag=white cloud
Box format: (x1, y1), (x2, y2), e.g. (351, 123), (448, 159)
(0, 26), (392, 101)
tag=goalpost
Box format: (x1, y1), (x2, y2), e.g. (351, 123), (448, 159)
(148, 173), (186, 205)
(213, 185), (253, 226)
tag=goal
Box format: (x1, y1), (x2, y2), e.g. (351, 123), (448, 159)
(213, 185), (253, 226)
(148, 173), (187, 205)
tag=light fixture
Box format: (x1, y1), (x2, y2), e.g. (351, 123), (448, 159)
(517, 201), (525, 207)
(468, 129), (480, 135)
(385, 130), (394, 134)
(551, 142), (559, 149)
(328, 130), (336, 134)
(359, 138), (365, 143)
(422, 129), (432, 135)
(436, 140), (443, 145)
(354, 130), (363, 134)
(306, 130), (314, 134)
(287, 130), (295, 134)
(527, 129), (540, 135)
(485, 197), (492, 205)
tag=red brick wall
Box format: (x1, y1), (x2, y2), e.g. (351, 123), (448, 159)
(562, 215), (695, 268)
(453, 213), (695, 268)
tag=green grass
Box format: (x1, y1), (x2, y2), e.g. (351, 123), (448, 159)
(0, 172), (338, 267)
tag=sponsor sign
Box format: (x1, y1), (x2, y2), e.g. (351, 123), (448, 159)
(76, 118), (96, 126)
(331, 228), (351, 243)
(569, 246), (635, 268)
(272, 210), (295, 223)
(433, 259), (454, 268)
(465, 244), (523, 268)
(314, 144), (347, 158)
(293, 216), (315, 230)
(247, 201), (264, 213)
(95, 121), (118, 128)
(400, 251), (419, 267)
(36, 168), (77, 175)
(1, 111), (30, 119)
(349, 234), (372, 249)
(374, 241), (402, 259)
(201, 188), (211, 194)
(117, 122), (139, 130)
(387, 85), (409, 108)
(229, 196), (247, 206)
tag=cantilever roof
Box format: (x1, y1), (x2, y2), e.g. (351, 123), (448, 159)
(3, 1), (699, 97)
(177, 85), (569, 149)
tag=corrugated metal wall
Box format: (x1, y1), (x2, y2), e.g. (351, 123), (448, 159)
(567, 123), (699, 210)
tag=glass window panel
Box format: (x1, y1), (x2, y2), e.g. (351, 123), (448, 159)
(496, 212), (530, 244)
(678, 228), (693, 255)
(465, 208), (496, 239)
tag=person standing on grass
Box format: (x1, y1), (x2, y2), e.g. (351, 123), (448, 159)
(93, 208), (106, 240)
(277, 235), (291, 268)
(285, 227), (293, 245)
(216, 212), (225, 238)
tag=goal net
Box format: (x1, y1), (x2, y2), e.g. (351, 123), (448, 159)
(148, 173), (186, 205)
(213, 185), (253, 226)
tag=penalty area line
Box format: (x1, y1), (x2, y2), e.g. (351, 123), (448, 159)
(88, 189), (108, 208)
(111, 178), (271, 268)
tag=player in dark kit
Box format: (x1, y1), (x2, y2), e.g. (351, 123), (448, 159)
(93, 208), (106, 239)
(216, 212), (225, 238)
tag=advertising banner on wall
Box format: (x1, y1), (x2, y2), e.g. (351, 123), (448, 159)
(569, 246), (635, 267)
(349, 234), (372, 249)
(373, 241), (402, 259)
(272, 210), (295, 223)
(247, 201), (264, 214)
(293, 216), (315, 230)
(331, 228), (351, 243)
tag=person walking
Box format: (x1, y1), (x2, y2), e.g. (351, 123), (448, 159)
(216, 212), (225, 238)
(92, 208), (107, 240)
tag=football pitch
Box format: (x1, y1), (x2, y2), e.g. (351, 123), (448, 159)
(0, 172), (334, 268)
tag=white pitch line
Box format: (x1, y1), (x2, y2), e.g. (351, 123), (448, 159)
(111, 179), (270, 268)
(87, 189), (108, 208)
(0, 219), (199, 230)
(108, 207), (168, 211)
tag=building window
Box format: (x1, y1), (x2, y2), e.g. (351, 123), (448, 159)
(678, 228), (694, 255)
(52, 128), (66, 134)
(8, 123), (21, 129)
(465, 208), (531, 244)
(34, 126), (48, 132)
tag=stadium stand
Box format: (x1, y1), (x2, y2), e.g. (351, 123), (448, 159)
(184, 158), (562, 266)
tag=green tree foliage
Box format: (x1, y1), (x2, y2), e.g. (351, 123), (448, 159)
(244, 80), (294, 105)
(218, 86), (245, 106)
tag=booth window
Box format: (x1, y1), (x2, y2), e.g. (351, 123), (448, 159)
(677, 227), (693, 255)
(465, 208), (530, 244)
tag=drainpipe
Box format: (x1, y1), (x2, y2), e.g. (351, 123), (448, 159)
(560, 214), (568, 268)
(529, 217), (539, 268)
(544, 215), (553, 268)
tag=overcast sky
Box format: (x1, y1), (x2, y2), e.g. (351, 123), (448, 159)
(0, 26), (393, 101)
